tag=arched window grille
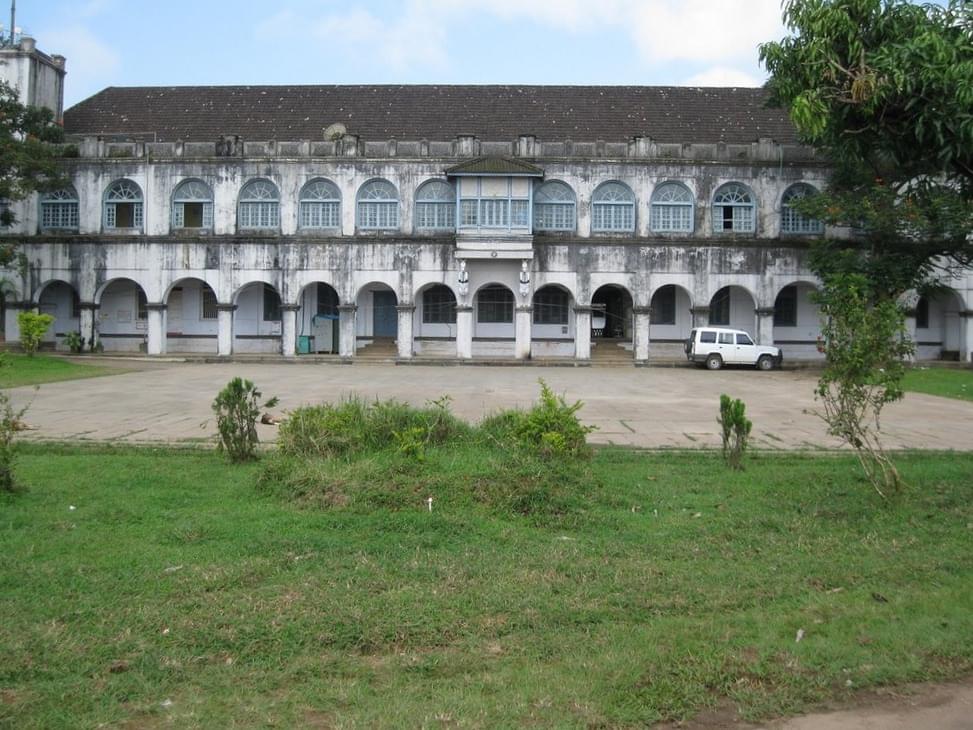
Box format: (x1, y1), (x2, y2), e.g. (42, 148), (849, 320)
(533, 181), (576, 231)
(300, 178), (341, 229)
(172, 179), (213, 229)
(41, 186), (79, 230)
(103, 179), (143, 230)
(712, 183), (755, 233)
(591, 182), (635, 232)
(477, 285), (514, 323)
(357, 179), (399, 230)
(781, 184), (824, 234)
(238, 179), (280, 230)
(422, 285), (457, 323)
(650, 182), (694, 233)
(415, 180), (455, 231)
(533, 287), (570, 325)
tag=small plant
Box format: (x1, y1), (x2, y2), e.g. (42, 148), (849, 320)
(63, 331), (83, 354)
(718, 394), (752, 470)
(211, 377), (278, 462)
(17, 312), (54, 356)
(495, 380), (595, 459)
(0, 391), (29, 492)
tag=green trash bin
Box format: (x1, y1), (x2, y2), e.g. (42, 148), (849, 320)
(297, 335), (312, 355)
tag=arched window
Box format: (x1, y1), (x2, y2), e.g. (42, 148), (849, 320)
(41, 185), (79, 231)
(415, 180), (455, 231)
(238, 179), (280, 230)
(533, 181), (576, 232)
(477, 285), (514, 323)
(533, 287), (570, 325)
(103, 179), (143, 230)
(712, 183), (755, 233)
(172, 179), (213, 230)
(422, 285), (457, 323)
(781, 184), (824, 235)
(591, 182), (635, 232)
(357, 179), (399, 230)
(650, 182), (694, 233)
(299, 178), (341, 229)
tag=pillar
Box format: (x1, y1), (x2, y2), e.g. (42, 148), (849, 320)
(396, 304), (415, 359)
(280, 304), (299, 357)
(216, 303), (235, 356)
(756, 307), (775, 346)
(903, 309), (918, 362)
(338, 304), (357, 358)
(690, 306), (710, 329)
(77, 302), (99, 352)
(4, 300), (28, 345)
(962, 310), (973, 364)
(515, 306), (532, 359)
(574, 306), (592, 361)
(633, 306), (651, 364)
(146, 303), (167, 355)
(456, 305), (473, 359)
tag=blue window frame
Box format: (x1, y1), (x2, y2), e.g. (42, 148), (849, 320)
(591, 182), (635, 232)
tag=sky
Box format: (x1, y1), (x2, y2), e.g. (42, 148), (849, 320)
(12, 0), (810, 109)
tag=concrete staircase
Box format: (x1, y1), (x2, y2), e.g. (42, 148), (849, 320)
(590, 338), (634, 365)
(355, 337), (398, 361)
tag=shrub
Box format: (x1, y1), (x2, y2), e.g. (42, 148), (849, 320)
(211, 377), (278, 462)
(0, 391), (29, 492)
(484, 380), (595, 459)
(63, 331), (83, 354)
(718, 394), (752, 471)
(17, 312), (54, 356)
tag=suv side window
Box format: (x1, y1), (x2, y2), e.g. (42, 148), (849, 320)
(700, 331), (717, 344)
(736, 333), (753, 345)
(719, 332), (734, 344)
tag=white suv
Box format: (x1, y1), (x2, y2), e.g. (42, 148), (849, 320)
(684, 327), (782, 370)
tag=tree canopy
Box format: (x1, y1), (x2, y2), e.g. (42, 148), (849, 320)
(760, 0), (973, 296)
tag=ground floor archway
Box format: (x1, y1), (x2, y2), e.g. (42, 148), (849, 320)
(164, 278), (218, 354)
(96, 278), (148, 352)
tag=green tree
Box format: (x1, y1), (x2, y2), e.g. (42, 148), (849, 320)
(0, 79), (66, 266)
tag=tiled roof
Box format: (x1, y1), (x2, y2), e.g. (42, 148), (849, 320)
(63, 85), (799, 145)
(446, 157), (544, 176)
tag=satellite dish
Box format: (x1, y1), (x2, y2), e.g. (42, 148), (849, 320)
(323, 123), (347, 141)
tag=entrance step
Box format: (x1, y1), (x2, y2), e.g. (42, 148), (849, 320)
(355, 337), (398, 361)
(591, 338), (634, 365)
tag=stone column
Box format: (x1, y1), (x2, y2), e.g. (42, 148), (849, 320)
(962, 309), (973, 364)
(3, 300), (28, 345)
(455, 305), (473, 359)
(216, 303), (236, 357)
(145, 303), (168, 355)
(633, 306), (651, 364)
(903, 309), (918, 362)
(396, 304), (415, 359)
(574, 306), (592, 361)
(515, 305), (532, 359)
(280, 304), (299, 357)
(77, 302), (99, 352)
(756, 307), (775, 346)
(690, 306), (710, 329)
(338, 304), (357, 358)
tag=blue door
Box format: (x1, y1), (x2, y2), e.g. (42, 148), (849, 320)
(373, 290), (398, 337)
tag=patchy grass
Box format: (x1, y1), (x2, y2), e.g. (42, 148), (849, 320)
(0, 353), (120, 388)
(903, 367), (973, 402)
(0, 444), (971, 728)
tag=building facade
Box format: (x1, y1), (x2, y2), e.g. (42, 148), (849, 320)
(3, 40), (972, 363)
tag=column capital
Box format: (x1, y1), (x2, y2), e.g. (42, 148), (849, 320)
(338, 304), (358, 313)
(960, 310), (973, 319)
(455, 305), (473, 313)
(573, 305), (594, 315)
(396, 304), (416, 313)
(633, 306), (652, 316)
(145, 303), (168, 312)
(216, 303), (237, 312)
(515, 305), (533, 313)
(756, 307), (775, 317)
(690, 306), (710, 315)
(279, 304), (301, 312)
(6, 300), (32, 310)
(77, 301), (100, 311)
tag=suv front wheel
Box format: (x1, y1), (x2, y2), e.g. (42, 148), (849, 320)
(705, 354), (723, 370)
(757, 355), (775, 371)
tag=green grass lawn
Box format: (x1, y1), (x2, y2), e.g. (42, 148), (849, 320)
(903, 367), (973, 402)
(1, 445), (971, 728)
(0, 353), (120, 388)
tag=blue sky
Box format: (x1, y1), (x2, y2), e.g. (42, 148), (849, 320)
(17, 0), (932, 109)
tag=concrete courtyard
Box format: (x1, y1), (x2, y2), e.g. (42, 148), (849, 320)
(8, 360), (973, 450)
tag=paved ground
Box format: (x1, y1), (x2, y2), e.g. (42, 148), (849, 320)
(7, 359), (973, 450)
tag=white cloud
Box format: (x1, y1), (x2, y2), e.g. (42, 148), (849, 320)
(41, 26), (120, 105)
(682, 66), (764, 87)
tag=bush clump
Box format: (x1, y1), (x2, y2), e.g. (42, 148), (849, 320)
(479, 379), (595, 459)
(278, 395), (468, 459)
(211, 377), (278, 462)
